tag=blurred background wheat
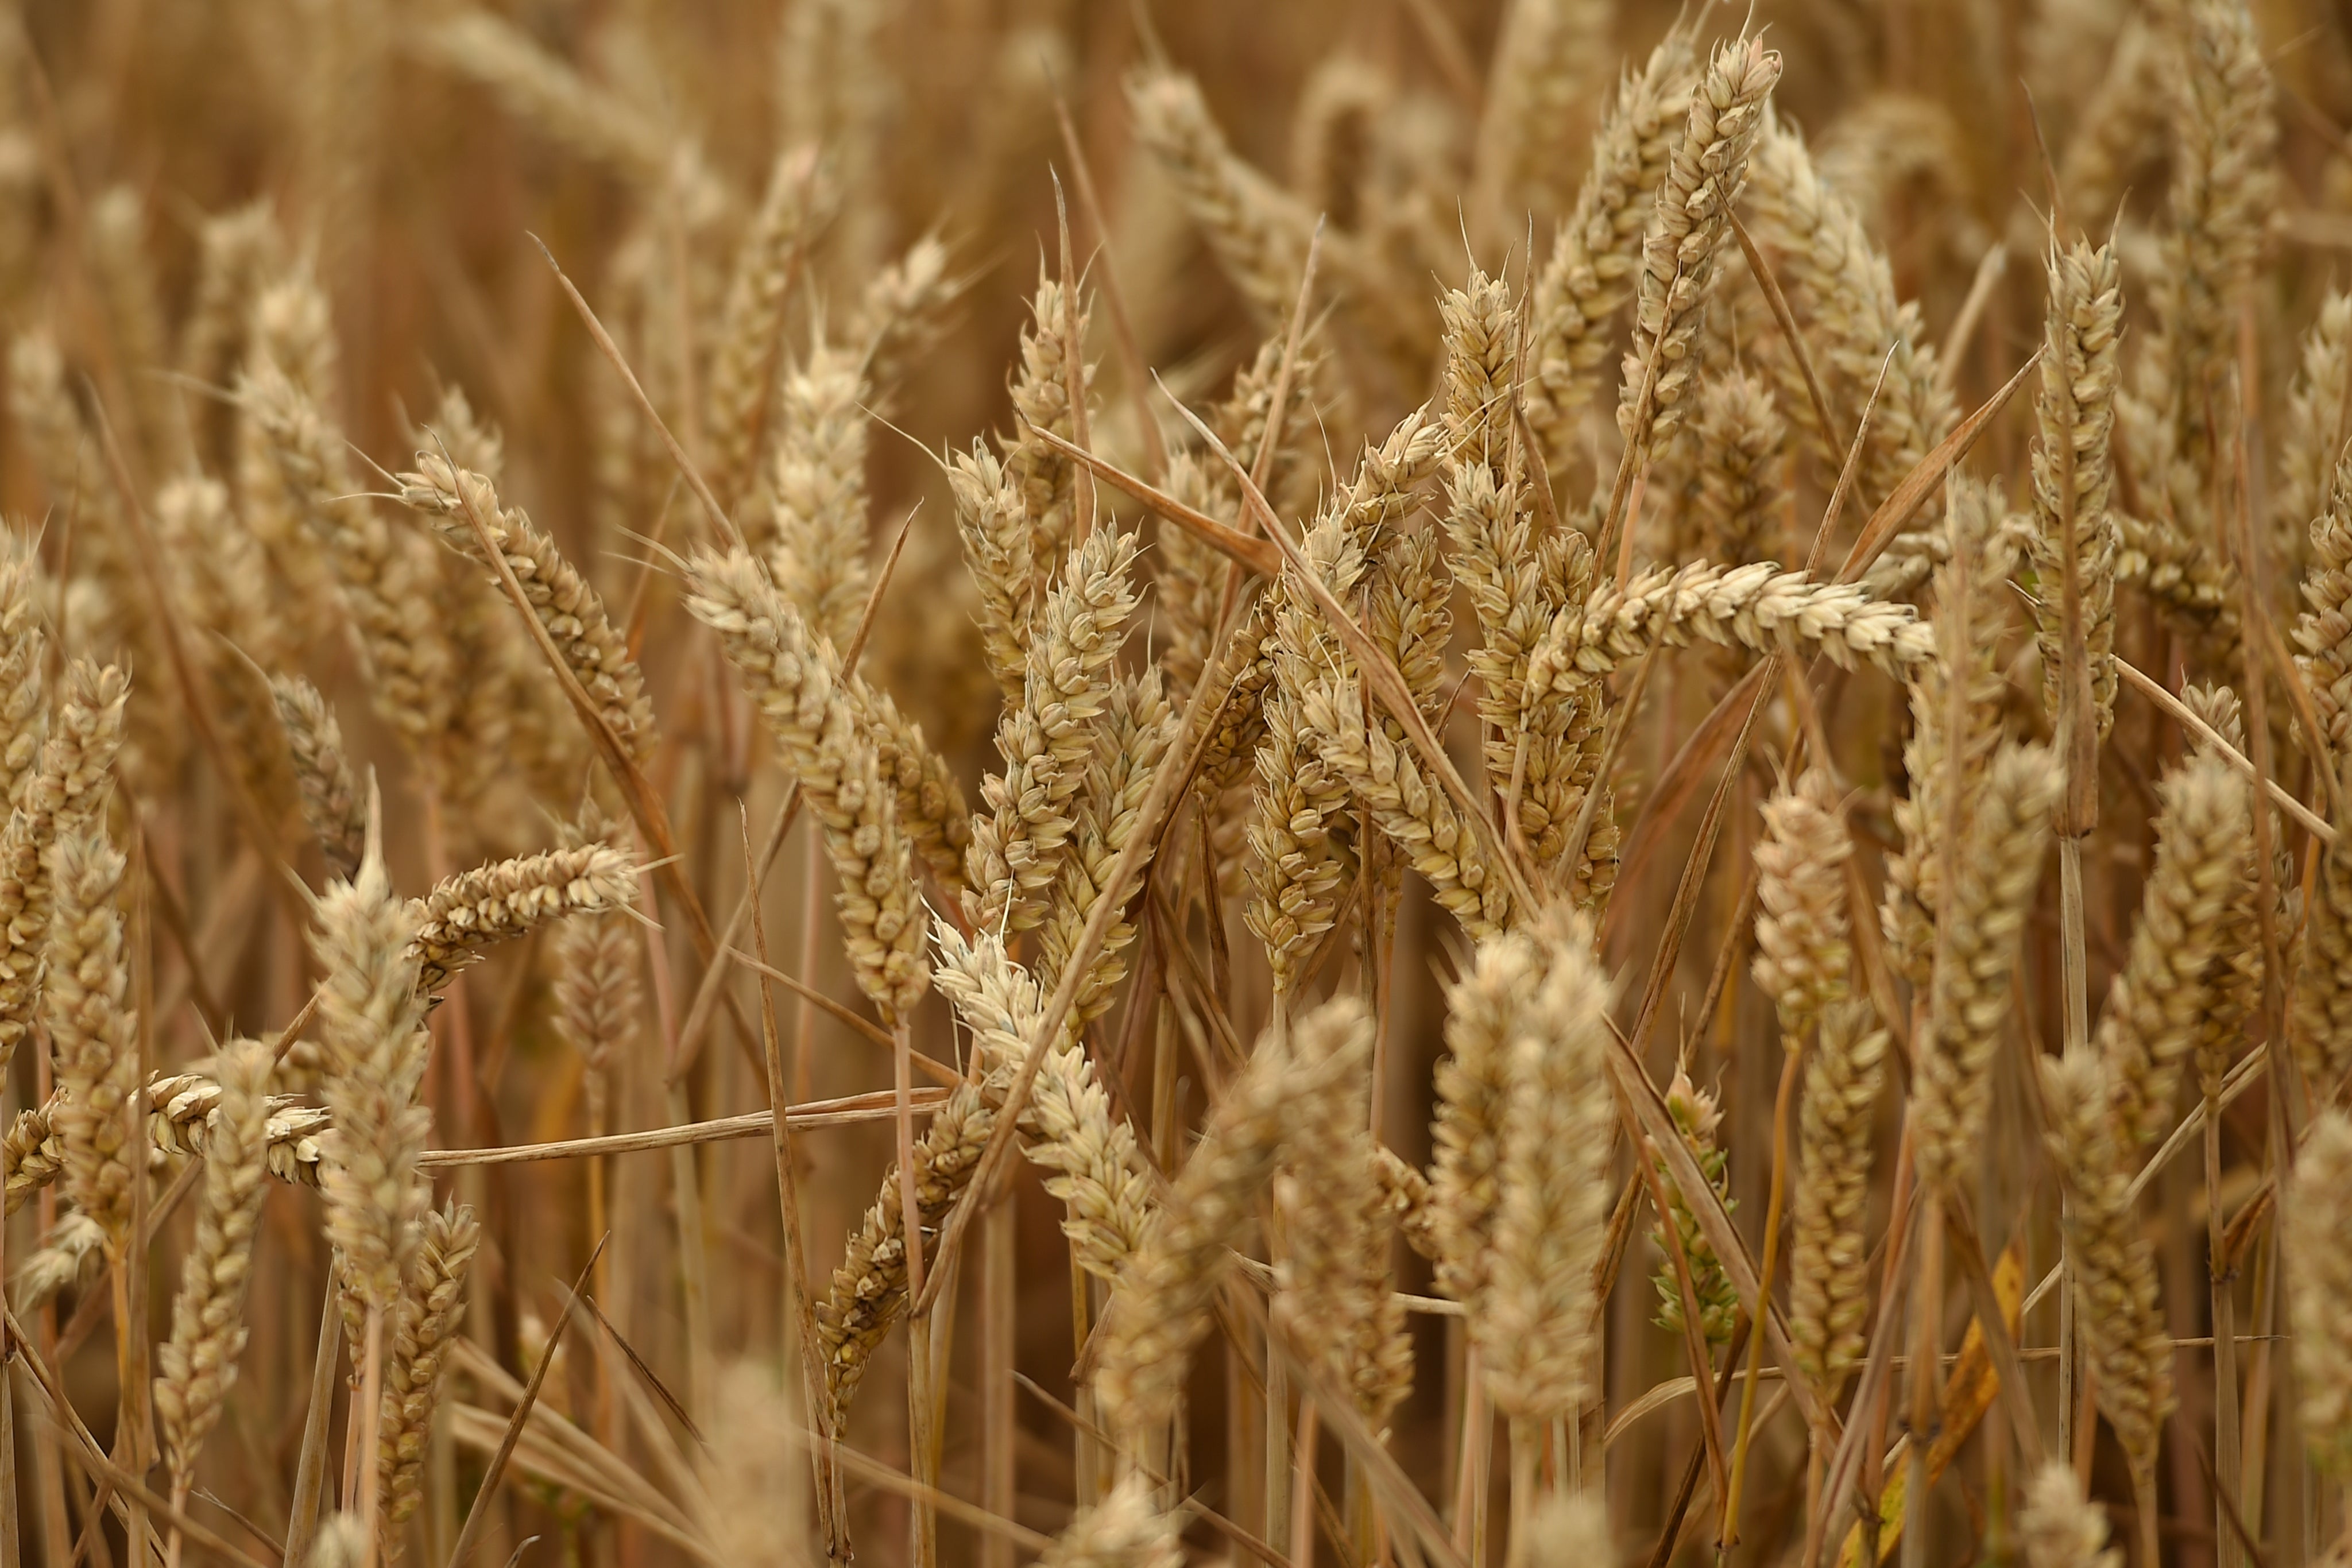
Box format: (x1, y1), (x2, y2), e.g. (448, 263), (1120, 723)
(0, 2), (2349, 1568)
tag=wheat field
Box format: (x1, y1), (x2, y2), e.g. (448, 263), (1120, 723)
(0, 2), (2346, 1567)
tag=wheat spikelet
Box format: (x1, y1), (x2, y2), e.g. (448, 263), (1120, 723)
(407, 843), (636, 995)
(397, 454), (657, 766)
(2040, 1049), (2173, 1481)
(1479, 905), (1613, 1421)
(1914, 742), (2061, 1187)
(1752, 768), (1851, 1035)
(268, 676), (365, 884)
(933, 926), (1156, 1281)
(44, 820), (139, 1248)
(685, 548), (930, 1019)
(2020, 1462), (2121, 1568)
(1126, 70), (1313, 324)
(1744, 121), (1958, 595)
(961, 525), (1142, 935)
(377, 1199), (480, 1528)
(767, 340), (873, 652)
(706, 146), (825, 516)
(1097, 996), (1361, 1443)
(153, 1039), (275, 1491)
(309, 842), (432, 1312)
(2093, 753), (2251, 1153)
(2287, 1110), (2352, 1479)
(1788, 999), (1886, 1400)
(1619, 36), (1781, 443)
(2030, 238), (2124, 741)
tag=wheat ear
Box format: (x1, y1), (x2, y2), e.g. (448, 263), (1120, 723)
(0, 530), (45, 815)
(269, 676), (366, 884)
(2030, 238), (2124, 742)
(154, 1039), (277, 1493)
(1752, 768), (1851, 1036)
(376, 1199), (481, 1528)
(706, 145), (825, 516)
(1040, 1476), (1185, 1568)
(767, 339), (875, 652)
(44, 819), (140, 1249)
(406, 844), (636, 995)
(2286, 1110), (2352, 1481)
(2020, 1461), (2122, 1568)
(1788, 1000), (1887, 1401)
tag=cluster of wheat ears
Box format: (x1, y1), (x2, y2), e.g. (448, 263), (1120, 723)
(2, 1), (2352, 1567)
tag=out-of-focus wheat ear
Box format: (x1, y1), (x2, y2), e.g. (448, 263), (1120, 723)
(1882, 483), (2014, 986)
(1751, 768), (1851, 1039)
(1432, 924), (1540, 1308)
(0, 529), (46, 814)
(961, 525), (1142, 935)
(0, 662), (127, 1070)
(405, 843), (636, 996)
(13, 1210), (105, 1310)
(308, 833), (432, 1315)
(1274, 987), (1410, 1428)
(950, 439), (1036, 701)
(1914, 742), (2061, 1188)
(694, 1372), (809, 1568)
(1469, 0), (1608, 235)
(411, 383), (504, 487)
(307, 1511), (368, 1568)
(1692, 370), (1789, 567)
(2039, 1050), (2173, 1507)
(1743, 119), (1958, 597)
(2092, 752), (2250, 1152)
(1125, 69), (1314, 327)
(395, 454), (657, 766)
(2029, 238), (2123, 744)
(852, 235), (961, 412)
(153, 1039), (276, 1496)
(7, 331), (146, 676)
(1787, 999), (1887, 1402)
(767, 340), (874, 652)
(2273, 291), (2352, 584)
(705, 145), (825, 517)
(2285, 1110), (2352, 1481)
(42, 819), (139, 1250)
(1525, 24), (1697, 466)
(88, 184), (194, 475)
(2294, 452), (2352, 763)
(1479, 904), (1614, 1424)
(269, 676), (366, 884)
(1039, 1476), (1184, 1568)
(245, 359), (458, 760)
(932, 926), (1156, 1280)
(1096, 997), (1352, 1444)
(2019, 1461), (2122, 1568)
(2291, 807), (2352, 1104)
(376, 1199), (481, 1530)
(417, 10), (677, 189)
(2145, 0), (2274, 516)
(1519, 1490), (1614, 1568)
(1617, 34), (1780, 447)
